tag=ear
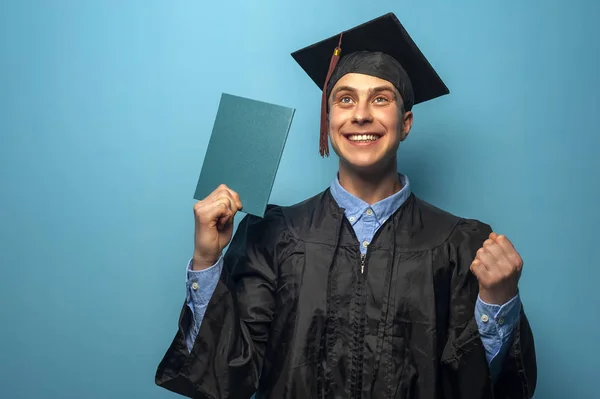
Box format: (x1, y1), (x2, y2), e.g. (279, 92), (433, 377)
(401, 111), (413, 141)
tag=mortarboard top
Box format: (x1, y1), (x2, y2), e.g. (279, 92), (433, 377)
(291, 12), (449, 156)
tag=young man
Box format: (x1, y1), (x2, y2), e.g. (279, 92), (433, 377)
(156, 13), (537, 399)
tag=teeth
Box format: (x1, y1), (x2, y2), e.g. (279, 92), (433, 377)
(348, 134), (379, 142)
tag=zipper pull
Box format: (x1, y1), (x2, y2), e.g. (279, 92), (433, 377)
(361, 253), (366, 274)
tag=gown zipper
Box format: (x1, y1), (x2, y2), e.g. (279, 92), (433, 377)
(343, 215), (390, 398)
(350, 251), (367, 398)
(360, 253), (366, 274)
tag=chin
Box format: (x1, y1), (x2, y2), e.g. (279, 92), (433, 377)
(340, 154), (388, 173)
(336, 146), (398, 173)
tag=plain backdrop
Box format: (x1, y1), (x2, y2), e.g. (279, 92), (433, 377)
(1, 1), (598, 398)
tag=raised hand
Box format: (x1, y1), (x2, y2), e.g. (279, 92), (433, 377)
(470, 232), (523, 305)
(192, 184), (243, 270)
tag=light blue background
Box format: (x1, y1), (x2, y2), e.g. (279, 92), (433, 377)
(1, 1), (598, 398)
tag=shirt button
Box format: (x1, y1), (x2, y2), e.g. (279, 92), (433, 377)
(349, 216), (356, 222)
(366, 209), (373, 216)
(498, 317), (504, 325)
(363, 241), (369, 248)
(191, 282), (199, 290)
(481, 314), (489, 323)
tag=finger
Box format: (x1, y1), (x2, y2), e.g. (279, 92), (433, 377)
(214, 197), (239, 226)
(201, 198), (235, 226)
(483, 239), (505, 261)
(494, 234), (516, 253)
(210, 184), (231, 197)
(206, 184), (233, 202)
(208, 185), (242, 211)
(217, 213), (235, 230)
(222, 187), (243, 210)
(216, 212), (235, 230)
(214, 197), (236, 216)
(475, 247), (496, 270)
(470, 259), (490, 283)
(489, 232), (499, 241)
(494, 235), (523, 270)
(214, 195), (236, 213)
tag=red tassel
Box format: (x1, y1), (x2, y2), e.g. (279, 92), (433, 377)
(319, 33), (344, 157)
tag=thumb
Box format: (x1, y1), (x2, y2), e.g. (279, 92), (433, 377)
(217, 212), (236, 230)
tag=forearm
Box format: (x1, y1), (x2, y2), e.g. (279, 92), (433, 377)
(493, 307), (537, 398)
(185, 256), (224, 352)
(475, 293), (522, 379)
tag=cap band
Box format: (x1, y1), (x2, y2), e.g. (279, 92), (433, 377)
(326, 51), (415, 111)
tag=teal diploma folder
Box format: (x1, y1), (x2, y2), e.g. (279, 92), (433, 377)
(193, 93), (295, 217)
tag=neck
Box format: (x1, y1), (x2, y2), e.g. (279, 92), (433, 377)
(337, 159), (402, 205)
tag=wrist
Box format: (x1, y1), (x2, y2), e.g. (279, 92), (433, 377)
(478, 288), (517, 306)
(192, 252), (220, 271)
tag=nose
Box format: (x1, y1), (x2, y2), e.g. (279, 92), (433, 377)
(351, 102), (373, 125)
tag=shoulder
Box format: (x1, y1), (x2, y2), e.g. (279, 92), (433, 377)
(234, 188), (331, 245)
(234, 204), (289, 243)
(411, 195), (492, 248)
(268, 189), (336, 237)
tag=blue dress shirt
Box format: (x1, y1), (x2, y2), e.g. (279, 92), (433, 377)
(184, 173), (522, 379)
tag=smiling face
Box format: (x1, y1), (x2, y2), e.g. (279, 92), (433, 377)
(328, 73), (413, 175)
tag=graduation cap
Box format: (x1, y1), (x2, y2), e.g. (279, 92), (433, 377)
(291, 12), (449, 157)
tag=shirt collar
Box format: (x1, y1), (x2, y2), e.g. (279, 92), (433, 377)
(329, 173), (412, 226)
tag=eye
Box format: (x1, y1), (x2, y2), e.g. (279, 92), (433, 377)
(373, 96), (389, 103)
(339, 96), (353, 104)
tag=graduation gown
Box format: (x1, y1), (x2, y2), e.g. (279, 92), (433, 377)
(155, 189), (537, 398)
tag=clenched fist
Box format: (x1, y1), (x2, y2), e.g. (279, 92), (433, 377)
(192, 184), (243, 271)
(470, 232), (523, 305)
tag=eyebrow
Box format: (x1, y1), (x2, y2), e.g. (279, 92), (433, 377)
(331, 85), (397, 98)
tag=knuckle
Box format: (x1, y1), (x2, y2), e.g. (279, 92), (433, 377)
(516, 261), (523, 271)
(199, 200), (209, 208)
(505, 256), (519, 269)
(511, 254), (522, 266)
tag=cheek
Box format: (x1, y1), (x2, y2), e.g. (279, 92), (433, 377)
(375, 109), (401, 131)
(328, 109), (348, 131)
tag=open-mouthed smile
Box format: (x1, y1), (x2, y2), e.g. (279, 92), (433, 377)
(343, 133), (383, 145)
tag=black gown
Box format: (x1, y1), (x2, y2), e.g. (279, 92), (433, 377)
(155, 189), (537, 399)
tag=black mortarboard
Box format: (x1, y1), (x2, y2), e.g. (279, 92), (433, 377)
(291, 12), (449, 157)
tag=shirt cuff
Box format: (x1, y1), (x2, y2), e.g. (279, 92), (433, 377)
(476, 294), (521, 340)
(185, 254), (224, 312)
